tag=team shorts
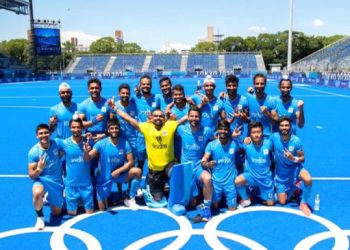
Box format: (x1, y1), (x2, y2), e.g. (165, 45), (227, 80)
(275, 166), (303, 194)
(65, 184), (94, 211)
(33, 177), (64, 208)
(242, 172), (274, 201)
(96, 171), (128, 201)
(212, 181), (237, 208)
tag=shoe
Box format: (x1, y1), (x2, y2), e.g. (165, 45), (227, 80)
(124, 198), (139, 210)
(35, 217), (45, 230)
(136, 188), (143, 198)
(300, 203), (311, 216)
(238, 199), (251, 209)
(201, 206), (211, 222)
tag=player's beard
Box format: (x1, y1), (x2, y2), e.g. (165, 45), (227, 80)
(142, 88), (150, 95)
(110, 133), (118, 139)
(228, 89), (237, 97)
(219, 132), (228, 140)
(61, 96), (71, 104)
(154, 119), (163, 127)
(120, 96), (129, 103)
(281, 91), (290, 98)
(255, 88), (264, 95)
(72, 131), (82, 138)
(162, 89), (170, 96)
(190, 120), (200, 128)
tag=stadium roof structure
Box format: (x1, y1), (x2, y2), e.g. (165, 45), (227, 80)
(0, 0), (29, 15)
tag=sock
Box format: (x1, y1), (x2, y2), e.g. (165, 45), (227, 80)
(203, 199), (211, 208)
(301, 185), (311, 203)
(237, 186), (249, 200)
(129, 178), (141, 198)
(36, 209), (44, 217)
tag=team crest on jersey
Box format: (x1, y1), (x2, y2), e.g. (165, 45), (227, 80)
(289, 146), (295, 152)
(163, 131), (168, 136)
(288, 107), (294, 113)
(237, 104), (242, 110)
(119, 149), (124, 155)
(53, 149), (58, 156)
(198, 136), (203, 141)
(130, 111), (135, 116)
(213, 105), (219, 111)
(263, 149), (269, 155)
(229, 148), (235, 154)
(101, 107), (107, 113)
(152, 102), (156, 108)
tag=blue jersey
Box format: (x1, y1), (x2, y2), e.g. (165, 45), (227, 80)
(28, 140), (63, 182)
(269, 132), (303, 181)
(78, 97), (110, 133)
(242, 139), (273, 183)
(247, 94), (276, 137)
(223, 95), (248, 137)
(177, 123), (214, 166)
(49, 102), (78, 139)
(156, 93), (173, 113)
(56, 138), (91, 187)
(171, 103), (190, 121)
(274, 97), (299, 134)
(93, 137), (132, 184)
(132, 94), (159, 122)
(113, 100), (138, 148)
(192, 95), (224, 130)
(205, 139), (239, 185)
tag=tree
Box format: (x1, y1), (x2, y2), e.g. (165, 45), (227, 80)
(61, 41), (76, 67)
(121, 43), (143, 53)
(89, 37), (118, 53)
(218, 36), (245, 52)
(0, 39), (30, 64)
(191, 42), (217, 53)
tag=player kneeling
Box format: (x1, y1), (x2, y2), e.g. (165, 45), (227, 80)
(201, 120), (240, 211)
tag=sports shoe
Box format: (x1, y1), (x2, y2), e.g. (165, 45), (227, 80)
(136, 188), (143, 198)
(238, 199), (251, 209)
(35, 217), (45, 230)
(201, 206), (212, 222)
(300, 202), (311, 216)
(124, 198), (139, 210)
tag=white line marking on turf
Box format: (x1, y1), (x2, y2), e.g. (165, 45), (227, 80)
(0, 95), (87, 99)
(316, 126), (323, 129)
(295, 86), (350, 98)
(0, 105), (51, 109)
(1, 175), (349, 180)
(0, 175), (28, 178)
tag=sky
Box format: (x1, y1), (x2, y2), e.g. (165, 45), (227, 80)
(0, 0), (349, 51)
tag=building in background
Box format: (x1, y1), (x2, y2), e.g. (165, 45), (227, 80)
(115, 30), (124, 44)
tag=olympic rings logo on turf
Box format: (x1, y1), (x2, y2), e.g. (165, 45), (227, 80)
(0, 206), (348, 250)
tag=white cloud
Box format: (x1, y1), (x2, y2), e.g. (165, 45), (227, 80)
(312, 19), (325, 27)
(158, 42), (191, 53)
(60, 30), (101, 47)
(248, 25), (267, 33)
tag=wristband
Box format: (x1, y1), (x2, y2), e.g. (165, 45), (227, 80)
(293, 157), (299, 163)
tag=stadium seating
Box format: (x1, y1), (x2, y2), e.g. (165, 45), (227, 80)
(291, 35), (350, 72)
(68, 53), (262, 75)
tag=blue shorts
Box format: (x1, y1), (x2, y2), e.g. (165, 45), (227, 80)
(96, 172), (128, 201)
(65, 185), (94, 211)
(34, 177), (64, 208)
(243, 172), (274, 201)
(137, 135), (146, 161)
(190, 160), (208, 198)
(212, 181), (237, 208)
(275, 166), (303, 194)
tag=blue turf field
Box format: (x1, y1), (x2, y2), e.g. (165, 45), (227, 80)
(0, 77), (350, 249)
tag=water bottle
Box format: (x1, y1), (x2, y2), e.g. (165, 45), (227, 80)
(314, 194), (320, 211)
(196, 80), (202, 91)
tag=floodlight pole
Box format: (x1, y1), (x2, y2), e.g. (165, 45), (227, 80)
(287, 0), (293, 72)
(29, 0), (37, 74)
